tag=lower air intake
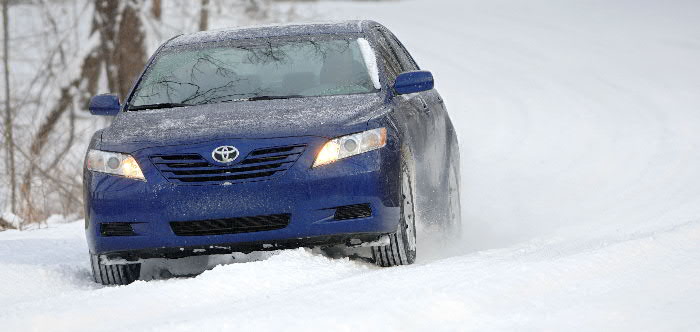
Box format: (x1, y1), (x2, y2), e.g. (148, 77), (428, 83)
(100, 223), (136, 237)
(334, 204), (372, 220)
(170, 214), (290, 236)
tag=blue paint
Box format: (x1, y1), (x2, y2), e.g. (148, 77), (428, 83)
(89, 94), (120, 116)
(394, 71), (434, 95)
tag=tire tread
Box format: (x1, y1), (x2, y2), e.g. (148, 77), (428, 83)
(372, 160), (416, 267)
(89, 254), (141, 286)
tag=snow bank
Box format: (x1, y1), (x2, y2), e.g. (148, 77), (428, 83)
(0, 212), (22, 229)
(1, 218), (699, 331)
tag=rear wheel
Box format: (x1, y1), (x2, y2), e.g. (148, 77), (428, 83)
(90, 254), (141, 286)
(372, 161), (417, 266)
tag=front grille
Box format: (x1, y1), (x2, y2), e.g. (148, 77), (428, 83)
(100, 223), (136, 236)
(170, 214), (291, 236)
(334, 204), (372, 220)
(151, 145), (305, 185)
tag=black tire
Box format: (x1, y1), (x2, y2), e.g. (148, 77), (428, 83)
(90, 254), (141, 286)
(372, 161), (417, 266)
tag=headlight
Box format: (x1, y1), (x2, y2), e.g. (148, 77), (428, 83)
(313, 128), (387, 167)
(86, 149), (145, 181)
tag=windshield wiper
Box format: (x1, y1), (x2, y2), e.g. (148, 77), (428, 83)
(129, 96), (305, 110)
(247, 95), (304, 101)
(128, 103), (191, 111)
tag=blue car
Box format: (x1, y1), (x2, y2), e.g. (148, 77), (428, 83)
(84, 21), (460, 285)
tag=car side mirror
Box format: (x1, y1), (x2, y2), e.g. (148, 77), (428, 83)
(393, 70), (434, 95)
(89, 94), (121, 116)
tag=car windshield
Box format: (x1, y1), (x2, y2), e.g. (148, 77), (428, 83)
(129, 37), (380, 109)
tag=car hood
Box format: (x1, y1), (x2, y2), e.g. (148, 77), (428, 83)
(101, 93), (387, 148)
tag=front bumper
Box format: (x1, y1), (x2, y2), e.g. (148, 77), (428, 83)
(84, 135), (401, 256)
(102, 233), (390, 262)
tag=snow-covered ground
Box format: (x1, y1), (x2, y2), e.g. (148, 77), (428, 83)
(2, 0), (700, 330)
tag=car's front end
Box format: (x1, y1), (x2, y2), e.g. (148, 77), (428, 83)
(84, 113), (403, 262)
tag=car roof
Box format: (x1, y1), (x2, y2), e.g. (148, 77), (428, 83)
(165, 20), (381, 47)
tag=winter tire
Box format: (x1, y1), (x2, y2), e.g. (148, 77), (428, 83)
(90, 254), (141, 286)
(372, 161), (417, 266)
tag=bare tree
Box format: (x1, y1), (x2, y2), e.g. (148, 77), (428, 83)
(115, 0), (147, 98)
(94, 0), (119, 97)
(199, 0), (210, 31)
(151, 0), (161, 20)
(19, 0), (149, 224)
(2, 0), (16, 214)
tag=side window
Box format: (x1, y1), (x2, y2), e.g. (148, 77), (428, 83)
(371, 28), (402, 84)
(381, 29), (419, 72)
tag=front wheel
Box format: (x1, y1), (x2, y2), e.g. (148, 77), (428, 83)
(372, 161), (417, 266)
(90, 254), (141, 285)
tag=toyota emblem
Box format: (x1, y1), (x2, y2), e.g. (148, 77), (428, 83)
(212, 146), (239, 164)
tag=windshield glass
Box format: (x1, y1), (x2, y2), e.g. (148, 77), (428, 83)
(129, 37), (379, 108)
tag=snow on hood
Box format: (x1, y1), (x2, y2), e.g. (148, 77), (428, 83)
(101, 93), (386, 147)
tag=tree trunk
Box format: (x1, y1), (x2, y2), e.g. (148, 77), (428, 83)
(199, 0), (210, 31)
(93, 0), (119, 96)
(2, 0), (16, 213)
(151, 0), (161, 20)
(115, 0), (147, 99)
